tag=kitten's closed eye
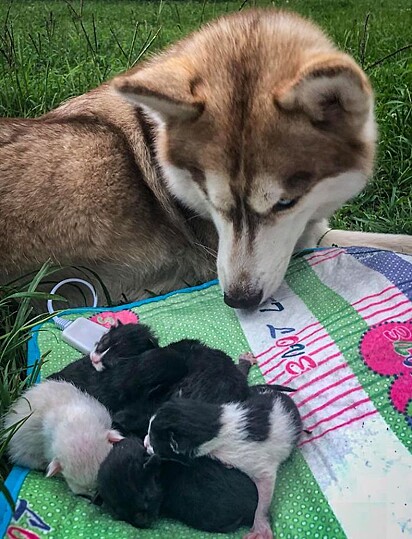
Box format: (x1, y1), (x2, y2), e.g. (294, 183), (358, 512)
(170, 433), (179, 453)
(96, 337), (110, 352)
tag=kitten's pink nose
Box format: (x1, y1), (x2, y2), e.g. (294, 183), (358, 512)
(90, 351), (101, 364)
(89, 351), (105, 372)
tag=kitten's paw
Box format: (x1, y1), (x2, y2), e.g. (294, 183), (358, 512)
(243, 521), (273, 539)
(243, 531), (273, 539)
(238, 352), (258, 365)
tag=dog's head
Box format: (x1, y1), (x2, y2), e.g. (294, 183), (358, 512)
(113, 9), (376, 308)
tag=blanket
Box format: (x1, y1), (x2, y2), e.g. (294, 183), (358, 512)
(1, 247), (411, 539)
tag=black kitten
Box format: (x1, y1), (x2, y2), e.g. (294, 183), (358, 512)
(97, 437), (257, 532)
(145, 391), (303, 538)
(165, 339), (251, 402)
(48, 323), (163, 413)
(111, 339), (252, 435)
(161, 456), (257, 533)
(97, 437), (163, 528)
(89, 322), (159, 371)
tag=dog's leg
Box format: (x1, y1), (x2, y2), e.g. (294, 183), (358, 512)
(320, 229), (412, 254)
(297, 219), (412, 254)
(295, 219), (329, 250)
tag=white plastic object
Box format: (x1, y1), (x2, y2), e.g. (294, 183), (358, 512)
(61, 317), (109, 355)
(47, 277), (107, 353)
(47, 278), (98, 323)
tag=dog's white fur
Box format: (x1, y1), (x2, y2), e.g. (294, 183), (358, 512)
(163, 166), (371, 301)
(3, 380), (123, 496)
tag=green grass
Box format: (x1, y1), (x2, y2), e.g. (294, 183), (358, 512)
(0, 264), (66, 509)
(0, 0), (411, 513)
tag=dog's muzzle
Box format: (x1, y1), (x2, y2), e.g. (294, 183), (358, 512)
(223, 290), (263, 310)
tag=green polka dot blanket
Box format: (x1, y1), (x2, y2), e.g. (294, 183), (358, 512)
(1, 247), (412, 539)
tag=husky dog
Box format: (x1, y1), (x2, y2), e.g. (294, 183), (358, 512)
(1, 9), (410, 307)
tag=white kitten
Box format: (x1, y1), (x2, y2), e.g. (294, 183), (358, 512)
(3, 380), (123, 496)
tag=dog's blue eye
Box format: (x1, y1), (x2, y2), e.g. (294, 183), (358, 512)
(274, 198), (298, 211)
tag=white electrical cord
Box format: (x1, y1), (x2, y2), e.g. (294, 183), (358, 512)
(47, 278), (98, 329)
(46, 278), (109, 354)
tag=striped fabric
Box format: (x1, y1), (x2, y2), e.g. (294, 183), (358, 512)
(237, 247), (412, 539)
(1, 247), (411, 539)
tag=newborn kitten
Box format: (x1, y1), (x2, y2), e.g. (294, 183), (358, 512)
(145, 386), (302, 539)
(97, 436), (257, 532)
(3, 380), (123, 496)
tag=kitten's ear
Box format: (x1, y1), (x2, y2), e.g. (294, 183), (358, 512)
(111, 318), (122, 328)
(46, 458), (62, 477)
(107, 429), (124, 444)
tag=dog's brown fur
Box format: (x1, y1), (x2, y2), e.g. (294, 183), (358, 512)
(0, 87), (217, 298)
(0, 9), (410, 305)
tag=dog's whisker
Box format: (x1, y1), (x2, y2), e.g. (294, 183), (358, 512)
(185, 213), (202, 222)
(192, 242), (217, 260)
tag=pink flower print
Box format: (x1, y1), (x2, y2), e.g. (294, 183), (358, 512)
(390, 373), (412, 415)
(360, 321), (412, 422)
(89, 309), (139, 329)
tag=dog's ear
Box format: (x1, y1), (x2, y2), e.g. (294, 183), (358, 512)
(112, 58), (204, 123)
(275, 53), (372, 129)
(46, 458), (62, 477)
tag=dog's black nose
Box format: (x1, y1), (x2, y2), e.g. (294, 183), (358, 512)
(223, 291), (263, 310)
